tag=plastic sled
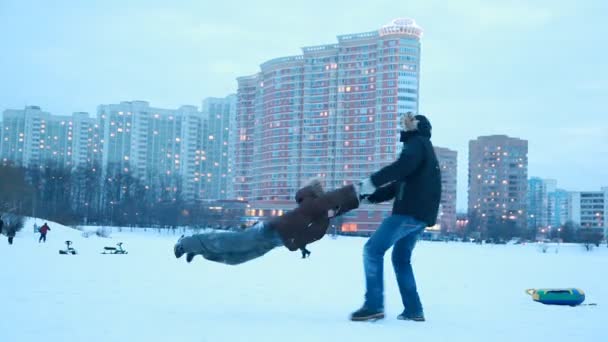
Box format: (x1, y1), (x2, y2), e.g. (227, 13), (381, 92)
(526, 288), (585, 306)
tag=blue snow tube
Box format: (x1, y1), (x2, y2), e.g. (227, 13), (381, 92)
(526, 288), (585, 306)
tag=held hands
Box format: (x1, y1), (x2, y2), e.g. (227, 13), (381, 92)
(328, 209), (336, 218)
(359, 178), (376, 196)
(356, 178), (376, 205)
(359, 196), (372, 205)
(356, 178), (376, 200)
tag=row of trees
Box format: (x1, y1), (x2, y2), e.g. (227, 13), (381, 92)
(547, 221), (604, 246)
(463, 211), (532, 241)
(460, 211), (605, 245)
(0, 163), (237, 227)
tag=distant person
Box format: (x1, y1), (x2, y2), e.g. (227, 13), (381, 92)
(1, 217), (16, 245)
(39, 222), (51, 243)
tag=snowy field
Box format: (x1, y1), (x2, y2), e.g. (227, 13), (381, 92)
(1, 219), (607, 342)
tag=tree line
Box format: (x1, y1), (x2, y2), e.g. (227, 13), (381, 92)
(0, 163), (237, 228)
(461, 210), (604, 246)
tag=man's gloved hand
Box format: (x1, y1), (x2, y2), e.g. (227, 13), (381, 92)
(359, 195), (373, 205)
(328, 209), (336, 218)
(358, 178), (376, 197)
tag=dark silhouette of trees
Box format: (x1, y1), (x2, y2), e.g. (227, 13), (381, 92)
(0, 163), (226, 228)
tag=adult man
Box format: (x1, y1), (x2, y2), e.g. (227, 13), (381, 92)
(351, 113), (441, 322)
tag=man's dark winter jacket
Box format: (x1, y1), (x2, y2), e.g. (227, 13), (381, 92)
(367, 116), (442, 227)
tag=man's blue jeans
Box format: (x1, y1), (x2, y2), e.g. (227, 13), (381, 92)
(363, 214), (425, 316)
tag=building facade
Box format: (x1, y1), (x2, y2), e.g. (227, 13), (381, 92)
(568, 187), (608, 235)
(527, 181), (608, 237)
(235, 75), (259, 201)
(435, 147), (457, 232)
(527, 177), (553, 230)
(1, 106), (96, 169)
(234, 18), (423, 233)
(97, 101), (205, 201)
(201, 95), (237, 200)
(3, 101), (241, 205)
(468, 135), (528, 234)
(547, 188), (571, 228)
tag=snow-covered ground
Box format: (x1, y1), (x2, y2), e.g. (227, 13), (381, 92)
(1, 218), (606, 342)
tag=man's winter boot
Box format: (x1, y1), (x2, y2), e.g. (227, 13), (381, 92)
(397, 312), (425, 322)
(350, 307), (384, 322)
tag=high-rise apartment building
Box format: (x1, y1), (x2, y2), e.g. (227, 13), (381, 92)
(547, 188), (571, 228)
(568, 187), (607, 235)
(527, 177), (552, 230)
(202, 95), (237, 200)
(435, 147), (457, 232)
(97, 101), (204, 201)
(468, 135), (528, 232)
(235, 18), (423, 232)
(1, 106), (95, 168)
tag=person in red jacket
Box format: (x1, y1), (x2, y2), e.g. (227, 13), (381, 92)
(39, 222), (51, 243)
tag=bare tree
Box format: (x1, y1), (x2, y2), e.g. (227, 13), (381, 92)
(0, 164), (33, 215)
(578, 229), (603, 251)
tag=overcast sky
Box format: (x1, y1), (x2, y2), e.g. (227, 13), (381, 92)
(1, 0), (607, 210)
